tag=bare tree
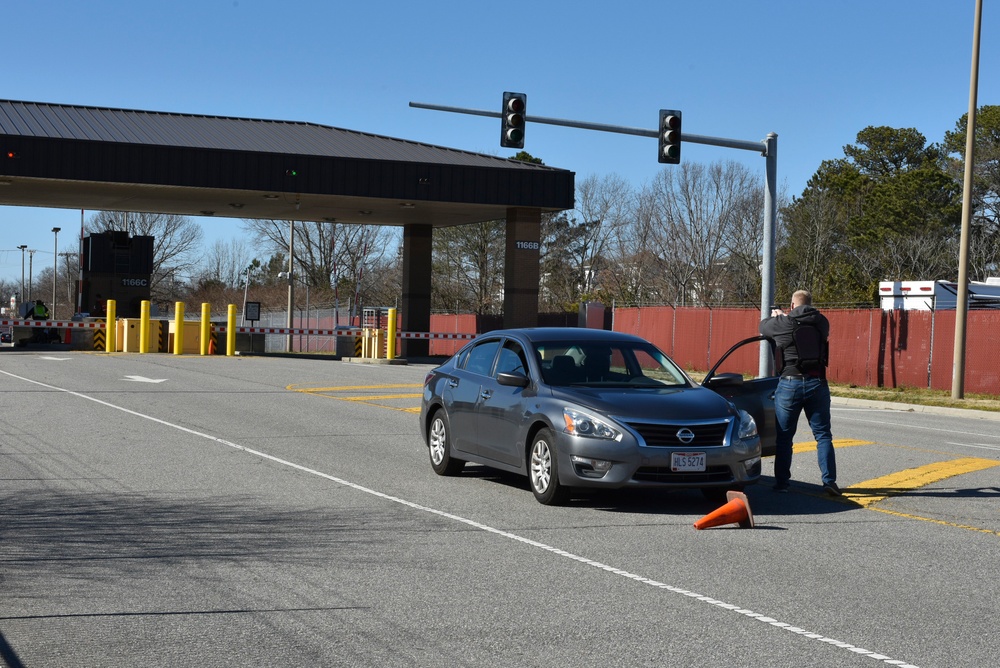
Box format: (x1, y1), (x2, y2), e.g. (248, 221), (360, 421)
(194, 238), (256, 288)
(432, 221), (505, 314)
(645, 161), (757, 305)
(241, 219), (397, 312)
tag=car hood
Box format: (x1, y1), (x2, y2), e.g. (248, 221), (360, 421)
(549, 385), (736, 422)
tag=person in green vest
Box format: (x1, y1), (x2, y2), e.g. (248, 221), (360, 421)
(33, 300), (50, 319)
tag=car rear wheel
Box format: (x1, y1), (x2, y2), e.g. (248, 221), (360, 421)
(529, 429), (569, 505)
(428, 410), (464, 476)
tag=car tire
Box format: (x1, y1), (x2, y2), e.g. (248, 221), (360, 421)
(428, 410), (464, 476)
(529, 428), (569, 505)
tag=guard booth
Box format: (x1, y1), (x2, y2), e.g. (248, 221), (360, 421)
(360, 307), (394, 359)
(80, 231), (154, 318)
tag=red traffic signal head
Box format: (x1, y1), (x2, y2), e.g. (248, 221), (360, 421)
(501, 92), (527, 149)
(657, 109), (682, 164)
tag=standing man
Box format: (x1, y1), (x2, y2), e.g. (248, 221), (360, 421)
(759, 289), (840, 496)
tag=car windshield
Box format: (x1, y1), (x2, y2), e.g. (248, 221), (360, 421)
(535, 340), (690, 388)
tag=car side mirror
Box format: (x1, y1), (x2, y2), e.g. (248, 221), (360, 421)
(703, 372), (744, 389)
(497, 371), (530, 388)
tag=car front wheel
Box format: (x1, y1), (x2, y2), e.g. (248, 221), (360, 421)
(529, 428), (568, 505)
(428, 410), (464, 476)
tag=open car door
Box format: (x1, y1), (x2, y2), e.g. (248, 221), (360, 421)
(702, 336), (778, 457)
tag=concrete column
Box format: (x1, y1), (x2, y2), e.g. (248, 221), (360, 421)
(401, 224), (433, 358)
(503, 207), (541, 329)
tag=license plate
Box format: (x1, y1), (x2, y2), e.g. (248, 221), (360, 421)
(671, 452), (706, 472)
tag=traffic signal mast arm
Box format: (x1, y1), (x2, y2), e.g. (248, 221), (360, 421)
(409, 97), (778, 378)
(409, 100), (770, 156)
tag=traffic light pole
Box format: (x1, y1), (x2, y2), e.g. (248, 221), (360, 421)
(410, 101), (779, 376)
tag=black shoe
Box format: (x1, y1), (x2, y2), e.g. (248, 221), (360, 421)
(773, 482), (789, 493)
(823, 481), (842, 496)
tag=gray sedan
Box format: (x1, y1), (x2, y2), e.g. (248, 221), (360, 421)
(419, 328), (776, 505)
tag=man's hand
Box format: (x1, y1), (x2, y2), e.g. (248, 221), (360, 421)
(770, 308), (784, 318)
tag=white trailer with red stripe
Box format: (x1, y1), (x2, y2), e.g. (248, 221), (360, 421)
(878, 278), (1000, 310)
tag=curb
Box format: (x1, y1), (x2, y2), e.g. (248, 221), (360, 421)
(831, 396), (1000, 421)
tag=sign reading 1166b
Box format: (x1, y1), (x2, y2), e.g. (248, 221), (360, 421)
(515, 241), (539, 251)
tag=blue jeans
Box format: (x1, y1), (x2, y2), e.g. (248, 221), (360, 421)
(773, 376), (836, 486)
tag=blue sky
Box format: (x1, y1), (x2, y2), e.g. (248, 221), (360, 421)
(2, 0), (995, 285)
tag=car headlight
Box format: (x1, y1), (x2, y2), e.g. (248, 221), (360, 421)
(562, 408), (622, 441)
(737, 410), (758, 440)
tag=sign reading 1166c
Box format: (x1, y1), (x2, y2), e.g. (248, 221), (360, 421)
(515, 241), (539, 251)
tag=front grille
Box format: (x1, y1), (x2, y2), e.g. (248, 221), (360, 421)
(632, 466), (734, 484)
(624, 420), (731, 447)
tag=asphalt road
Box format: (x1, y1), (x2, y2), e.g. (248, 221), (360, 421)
(1, 350), (998, 668)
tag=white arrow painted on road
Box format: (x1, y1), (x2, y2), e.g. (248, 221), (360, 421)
(123, 375), (168, 383)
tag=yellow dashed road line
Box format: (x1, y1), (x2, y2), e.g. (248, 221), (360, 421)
(843, 457), (1000, 508)
(776, 438), (1000, 536)
(287, 383), (423, 413)
(792, 438), (874, 454)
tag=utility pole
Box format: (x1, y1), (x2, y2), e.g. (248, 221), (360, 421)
(952, 0), (983, 400)
(52, 227), (61, 319)
(287, 221), (295, 352)
(410, 98), (779, 375)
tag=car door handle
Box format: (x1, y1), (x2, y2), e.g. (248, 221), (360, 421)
(480, 389), (492, 400)
(448, 379), (459, 388)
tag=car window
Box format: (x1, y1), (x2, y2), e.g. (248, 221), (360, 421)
(463, 339), (501, 377)
(454, 345), (472, 370)
(496, 340), (528, 377)
(534, 340), (689, 387)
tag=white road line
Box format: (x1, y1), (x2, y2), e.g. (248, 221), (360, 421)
(833, 411), (1000, 441)
(3, 368), (921, 668)
(943, 442), (1000, 452)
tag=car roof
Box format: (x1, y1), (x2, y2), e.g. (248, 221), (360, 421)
(481, 327), (648, 345)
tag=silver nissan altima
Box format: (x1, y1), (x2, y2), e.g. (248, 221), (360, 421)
(419, 327), (776, 505)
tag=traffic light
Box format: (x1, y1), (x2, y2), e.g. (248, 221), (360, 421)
(501, 92), (526, 149)
(657, 109), (682, 164)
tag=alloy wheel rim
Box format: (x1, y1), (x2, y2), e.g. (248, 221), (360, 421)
(530, 440), (551, 492)
(429, 419), (446, 464)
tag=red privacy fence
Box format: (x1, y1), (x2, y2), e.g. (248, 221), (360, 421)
(430, 308), (1000, 394)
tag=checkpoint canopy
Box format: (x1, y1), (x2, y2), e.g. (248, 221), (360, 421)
(0, 99), (576, 354)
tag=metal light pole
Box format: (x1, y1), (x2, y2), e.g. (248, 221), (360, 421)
(52, 227), (61, 319)
(17, 244), (27, 307)
(28, 250), (35, 302)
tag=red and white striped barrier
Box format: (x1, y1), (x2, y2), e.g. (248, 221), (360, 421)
(0, 319), (106, 329)
(1, 318), (477, 341)
(213, 325), (476, 340)
(397, 331), (476, 340)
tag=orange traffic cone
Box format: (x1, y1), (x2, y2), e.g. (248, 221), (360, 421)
(208, 339), (217, 355)
(693, 491), (754, 530)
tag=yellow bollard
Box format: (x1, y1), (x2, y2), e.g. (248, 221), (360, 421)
(106, 299), (117, 353)
(200, 303), (211, 356)
(174, 302), (184, 355)
(386, 307), (397, 360)
(227, 304), (236, 357)
(139, 300), (150, 354)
